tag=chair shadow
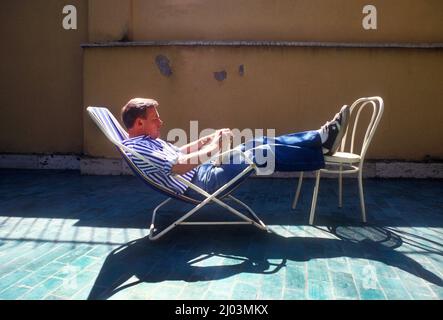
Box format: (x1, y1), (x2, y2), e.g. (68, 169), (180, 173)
(87, 225), (443, 300)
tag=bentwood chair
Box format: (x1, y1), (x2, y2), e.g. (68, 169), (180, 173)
(292, 96), (384, 224)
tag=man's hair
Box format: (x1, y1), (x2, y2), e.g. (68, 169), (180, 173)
(121, 98), (159, 129)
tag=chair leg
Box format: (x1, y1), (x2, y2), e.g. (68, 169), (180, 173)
(149, 198), (174, 240)
(309, 170), (321, 225)
(291, 172), (304, 210)
(338, 164), (343, 208)
(149, 193), (269, 240)
(358, 171), (367, 223)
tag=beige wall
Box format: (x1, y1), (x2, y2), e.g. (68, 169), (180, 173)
(0, 0), (88, 154)
(1, 0), (442, 162)
(88, 0), (131, 42)
(83, 46), (443, 161)
(89, 0), (443, 43)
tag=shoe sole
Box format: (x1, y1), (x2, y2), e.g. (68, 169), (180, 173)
(328, 105), (350, 155)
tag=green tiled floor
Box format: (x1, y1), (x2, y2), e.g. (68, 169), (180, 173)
(0, 170), (442, 300)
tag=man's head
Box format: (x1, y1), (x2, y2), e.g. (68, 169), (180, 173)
(121, 98), (163, 139)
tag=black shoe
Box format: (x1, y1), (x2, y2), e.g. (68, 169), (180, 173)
(321, 105), (350, 155)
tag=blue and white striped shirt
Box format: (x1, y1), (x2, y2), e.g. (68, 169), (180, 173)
(122, 136), (196, 194)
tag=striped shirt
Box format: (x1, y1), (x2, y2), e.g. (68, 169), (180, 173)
(122, 136), (196, 194)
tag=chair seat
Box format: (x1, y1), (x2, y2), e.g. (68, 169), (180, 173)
(324, 152), (361, 164)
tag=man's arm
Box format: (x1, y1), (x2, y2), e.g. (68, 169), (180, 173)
(172, 142), (219, 175)
(179, 129), (231, 154)
(179, 134), (212, 154)
(172, 129), (233, 175)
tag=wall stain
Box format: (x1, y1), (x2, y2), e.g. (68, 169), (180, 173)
(239, 65), (245, 76)
(214, 70), (227, 81)
(155, 55), (173, 77)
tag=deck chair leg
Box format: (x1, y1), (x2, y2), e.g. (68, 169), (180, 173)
(149, 198), (172, 233)
(309, 170), (321, 225)
(149, 195), (217, 240)
(358, 171), (367, 223)
(291, 172), (304, 210)
(338, 164), (343, 208)
(149, 195), (268, 241)
(149, 198), (174, 240)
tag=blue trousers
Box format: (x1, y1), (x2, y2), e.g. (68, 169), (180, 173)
(184, 130), (324, 199)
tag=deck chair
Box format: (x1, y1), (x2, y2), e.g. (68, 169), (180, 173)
(291, 96), (384, 224)
(87, 106), (268, 240)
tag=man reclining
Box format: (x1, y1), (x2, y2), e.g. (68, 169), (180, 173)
(121, 98), (349, 200)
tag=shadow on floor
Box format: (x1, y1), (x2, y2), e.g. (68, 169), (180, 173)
(88, 225), (443, 300)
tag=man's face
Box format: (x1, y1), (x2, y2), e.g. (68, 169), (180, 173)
(139, 106), (163, 139)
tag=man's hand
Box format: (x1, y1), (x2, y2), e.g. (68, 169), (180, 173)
(173, 128), (233, 174)
(200, 129), (232, 148)
(216, 128), (233, 139)
(182, 128), (233, 155)
(198, 129), (229, 148)
(216, 129), (233, 146)
(211, 129), (233, 151)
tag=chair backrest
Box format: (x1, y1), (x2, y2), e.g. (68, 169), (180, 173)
(86, 106), (202, 204)
(340, 96), (384, 165)
(87, 106), (129, 144)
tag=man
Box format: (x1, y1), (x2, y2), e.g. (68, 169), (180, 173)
(121, 98), (349, 200)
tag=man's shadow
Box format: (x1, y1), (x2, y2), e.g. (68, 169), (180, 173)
(87, 224), (442, 300)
